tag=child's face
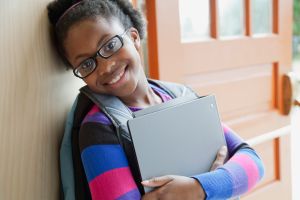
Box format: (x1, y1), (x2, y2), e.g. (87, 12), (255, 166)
(63, 17), (144, 97)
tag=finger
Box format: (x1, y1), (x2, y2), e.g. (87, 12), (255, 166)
(141, 175), (174, 187)
(210, 146), (228, 171)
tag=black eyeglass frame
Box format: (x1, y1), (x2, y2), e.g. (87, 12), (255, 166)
(72, 30), (128, 79)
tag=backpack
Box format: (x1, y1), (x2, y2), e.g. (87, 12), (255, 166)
(60, 79), (197, 200)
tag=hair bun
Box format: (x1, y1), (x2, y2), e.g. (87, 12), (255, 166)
(47, 0), (79, 25)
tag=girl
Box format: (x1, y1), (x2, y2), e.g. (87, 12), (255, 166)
(47, 0), (264, 199)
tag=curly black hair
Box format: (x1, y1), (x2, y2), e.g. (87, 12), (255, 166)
(47, 0), (146, 67)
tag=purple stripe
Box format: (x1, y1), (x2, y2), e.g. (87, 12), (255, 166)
(160, 92), (172, 102)
(223, 125), (244, 156)
(116, 188), (141, 200)
(223, 162), (249, 196)
(129, 107), (141, 112)
(82, 112), (112, 125)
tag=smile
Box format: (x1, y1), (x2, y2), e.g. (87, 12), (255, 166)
(107, 69), (125, 85)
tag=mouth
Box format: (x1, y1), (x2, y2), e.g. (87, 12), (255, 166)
(106, 69), (125, 85)
(103, 65), (127, 87)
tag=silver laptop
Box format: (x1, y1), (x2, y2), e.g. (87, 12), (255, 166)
(127, 95), (226, 192)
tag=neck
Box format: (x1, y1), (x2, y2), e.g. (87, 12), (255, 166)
(120, 77), (162, 108)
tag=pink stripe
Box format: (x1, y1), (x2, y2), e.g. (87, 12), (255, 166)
(87, 105), (100, 116)
(222, 123), (230, 134)
(231, 154), (259, 190)
(89, 167), (137, 200)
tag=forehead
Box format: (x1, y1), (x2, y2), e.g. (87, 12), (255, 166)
(68, 16), (124, 37)
(63, 17), (125, 60)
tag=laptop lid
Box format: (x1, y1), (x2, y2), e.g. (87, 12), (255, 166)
(127, 95), (226, 192)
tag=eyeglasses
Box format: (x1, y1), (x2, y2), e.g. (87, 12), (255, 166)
(73, 30), (128, 78)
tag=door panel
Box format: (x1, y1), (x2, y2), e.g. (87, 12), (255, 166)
(146, 0), (293, 199)
(254, 140), (278, 187)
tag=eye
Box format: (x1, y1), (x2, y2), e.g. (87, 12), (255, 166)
(76, 58), (95, 77)
(103, 38), (118, 52)
(99, 36), (123, 58)
(81, 59), (95, 71)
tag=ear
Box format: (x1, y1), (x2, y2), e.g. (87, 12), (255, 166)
(128, 27), (141, 50)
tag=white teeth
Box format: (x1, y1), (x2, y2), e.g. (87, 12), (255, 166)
(108, 70), (125, 85)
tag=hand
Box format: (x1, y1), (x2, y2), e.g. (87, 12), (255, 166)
(141, 146), (228, 200)
(210, 146), (228, 171)
(141, 175), (205, 200)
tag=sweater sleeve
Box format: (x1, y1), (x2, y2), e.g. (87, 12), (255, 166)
(79, 105), (141, 200)
(192, 124), (265, 200)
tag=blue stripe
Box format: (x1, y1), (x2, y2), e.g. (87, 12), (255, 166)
(193, 169), (234, 199)
(116, 189), (141, 200)
(81, 144), (129, 181)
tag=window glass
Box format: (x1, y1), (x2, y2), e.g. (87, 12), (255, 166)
(179, 0), (210, 42)
(252, 0), (273, 35)
(218, 0), (245, 38)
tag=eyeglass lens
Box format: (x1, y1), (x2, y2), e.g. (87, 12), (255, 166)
(74, 35), (124, 78)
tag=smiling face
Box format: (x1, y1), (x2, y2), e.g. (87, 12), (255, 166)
(63, 17), (145, 98)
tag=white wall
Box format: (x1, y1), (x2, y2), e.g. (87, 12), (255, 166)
(291, 61), (300, 200)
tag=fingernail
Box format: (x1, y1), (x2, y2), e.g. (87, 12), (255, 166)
(141, 180), (149, 184)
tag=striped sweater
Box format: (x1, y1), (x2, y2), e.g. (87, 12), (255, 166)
(78, 84), (264, 200)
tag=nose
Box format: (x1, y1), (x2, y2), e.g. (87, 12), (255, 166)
(95, 57), (116, 76)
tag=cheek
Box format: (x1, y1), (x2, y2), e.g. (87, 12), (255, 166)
(123, 39), (141, 60)
(127, 46), (142, 68)
(83, 74), (98, 89)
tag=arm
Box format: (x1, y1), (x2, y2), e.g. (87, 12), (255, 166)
(79, 106), (141, 200)
(192, 124), (265, 199)
(142, 124), (264, 200)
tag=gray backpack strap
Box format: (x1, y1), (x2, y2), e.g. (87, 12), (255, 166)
(80, 86), (133, 143)
(60, 96), (78, 200)
(80, 81), (197, 142)
(148, 79), (198, 98)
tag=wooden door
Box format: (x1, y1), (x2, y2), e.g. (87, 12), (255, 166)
(146, 0), (293, 199)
